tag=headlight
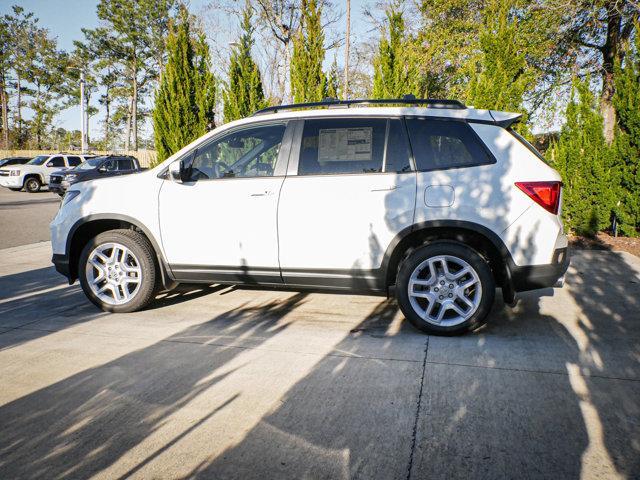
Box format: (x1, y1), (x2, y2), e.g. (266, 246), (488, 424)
(62, 190), (81, 206)
(10, 170), (20, 176)
(65, 174), (78, 182)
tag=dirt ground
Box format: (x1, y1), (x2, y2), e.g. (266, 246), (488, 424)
(570, 232), (640, 258)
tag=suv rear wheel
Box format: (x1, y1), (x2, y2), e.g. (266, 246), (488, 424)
(78, 229), (158, 313)
(396, 242), (495, 335)
(24, 176), (41, 193)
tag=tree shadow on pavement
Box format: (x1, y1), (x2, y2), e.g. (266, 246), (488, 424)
(0, 293), (307, 479)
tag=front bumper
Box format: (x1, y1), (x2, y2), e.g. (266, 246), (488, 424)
(49, 182), (68, 194)
(0, 176), (23, 188)
(52, 253), (72, 283)
(510, 247), (570, 292)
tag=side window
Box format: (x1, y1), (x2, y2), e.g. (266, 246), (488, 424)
(298, 118), (386, 175)
(188, 124), (286, 181)
(405, 118), (494, 171)
(67, 156), (82, 167)
(117, 158), (134, 170)
(385, 119), (412, 173)
(47, 156), (65, 167)
(103, 159), (117, 171)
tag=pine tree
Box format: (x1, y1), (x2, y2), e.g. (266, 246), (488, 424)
(467, 0), (532, 132)
(612, 27), (640, 236)
(290, 0), (326, 103)
(371, 2), (415, 99)
(550, 79), (615, 236)
(153, 7), (216, 163)
(223, 3), (266, 122)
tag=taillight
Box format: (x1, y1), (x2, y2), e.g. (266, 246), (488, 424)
(515, 181), (562, 214)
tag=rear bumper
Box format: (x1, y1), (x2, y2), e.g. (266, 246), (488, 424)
(510, 247), (570, 292)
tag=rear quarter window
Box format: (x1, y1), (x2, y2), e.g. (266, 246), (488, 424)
(406, 118), (495, 171)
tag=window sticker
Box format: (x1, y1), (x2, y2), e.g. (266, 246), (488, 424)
(318, 127), (372, 162)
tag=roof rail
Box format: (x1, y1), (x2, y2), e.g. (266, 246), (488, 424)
(252, 95), (467, 116)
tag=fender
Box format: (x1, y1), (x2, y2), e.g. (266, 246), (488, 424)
(64, 213), (176, 289)
(381, 219), (517, 302)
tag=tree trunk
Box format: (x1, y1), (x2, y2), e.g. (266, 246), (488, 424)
(600, 0), (622, 145)
(0, 73), (9, 149)
(132, 74), (138, 151)
(104, 90), (110, 149)
(125, 94), (132, 151)
(16, 74), (22, 146)
(343, 0), (350, 99)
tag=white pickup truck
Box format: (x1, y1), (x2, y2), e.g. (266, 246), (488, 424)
(0, 154), (93, 192)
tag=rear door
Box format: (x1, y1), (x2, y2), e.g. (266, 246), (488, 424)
(277, 117), (416, 289)
(66, 156), (82, 168)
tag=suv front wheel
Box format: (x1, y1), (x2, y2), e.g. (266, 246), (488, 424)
(396, 242), (495, 335)
(24, 176), (41, 193)
(78, 229), (158, 313)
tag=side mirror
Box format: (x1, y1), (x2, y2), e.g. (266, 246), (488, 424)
(168, 160), (184, 183)
(98, 165), (108, 173)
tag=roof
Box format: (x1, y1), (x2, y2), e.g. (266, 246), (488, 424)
(151, 101), (522, 171)
(224, 105), (521, 130)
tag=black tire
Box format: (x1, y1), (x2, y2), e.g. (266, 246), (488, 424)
(24, 176), (41, 193)
(78, 229), (158, 313)
(396, 242), (495, 335)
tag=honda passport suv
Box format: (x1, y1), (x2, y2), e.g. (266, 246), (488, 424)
(50, 98), (569, 335)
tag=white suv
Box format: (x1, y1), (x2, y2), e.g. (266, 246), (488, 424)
(0, 153), (93, 193)
(50, 98), (569, 334)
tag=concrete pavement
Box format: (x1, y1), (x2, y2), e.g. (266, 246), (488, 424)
(0, 241), (639, 479)
(0, 188), (60, 249)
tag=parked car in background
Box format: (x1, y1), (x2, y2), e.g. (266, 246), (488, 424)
(49, 155), (143, 196)
(51, 97), (569, 335)
(0, 156), (31, 168)
(0, 153), (94, 192)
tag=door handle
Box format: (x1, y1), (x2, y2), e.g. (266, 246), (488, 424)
(370, 186), (398, 192)
(251, 190), (273, 197)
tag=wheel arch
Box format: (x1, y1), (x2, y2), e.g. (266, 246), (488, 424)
(65, 214), (175, 290)
(382, 220), (515, 302)
(23, 173), (44, 185)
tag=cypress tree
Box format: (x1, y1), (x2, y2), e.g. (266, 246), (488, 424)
(371, 2), (415, 99)
(467, 0), (532, 133)
(550, 79), (615, 236)
(193, 31), (217, 135)
(613, 28), (640, 235)
(290, 0), (326, 103)
(223, 3), (266, 122)
(153, 7), (216, 163)
(326, 57), (340, 99)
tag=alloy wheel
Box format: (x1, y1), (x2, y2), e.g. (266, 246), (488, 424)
(85, 242), (142, 305)
(407, 254), (482, 327)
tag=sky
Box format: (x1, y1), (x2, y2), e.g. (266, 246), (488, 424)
(1, 0), (372, 141)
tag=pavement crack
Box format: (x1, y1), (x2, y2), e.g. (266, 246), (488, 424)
(406, 334), (429, 480)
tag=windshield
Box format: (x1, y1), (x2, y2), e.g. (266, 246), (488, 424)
(75, 156), (107, 170)
(27, 155), (49, 165)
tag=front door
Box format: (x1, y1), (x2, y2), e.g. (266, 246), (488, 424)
(159, 122), (291, 284)
(277, 117), (417, 289)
